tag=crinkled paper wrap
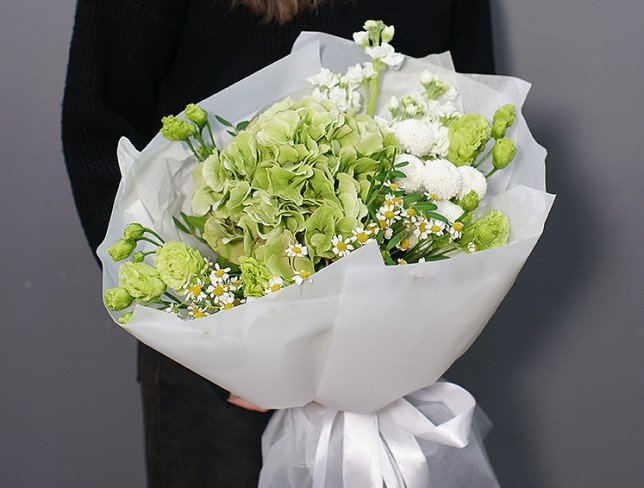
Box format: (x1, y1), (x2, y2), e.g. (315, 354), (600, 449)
(98, 33), (554, 414)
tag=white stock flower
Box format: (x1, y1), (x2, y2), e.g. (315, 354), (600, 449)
(365, 43), (404, 69)
(353, 31), (369, 47)
(381, 25), (395, 43)
(395, 153), (426, 193)
(457, 166), (488, 200)
(362, 62), (377, 79)
(422, 159), (463, 200)
(346, 64), (365, 86)
(306, 68), (339, 89)
(435, 200), (465, 223)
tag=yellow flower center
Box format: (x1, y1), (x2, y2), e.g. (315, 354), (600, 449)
(384, 210), (395, 220)
(299, 270), (310, 279)
(430, 193), (439, 201)
(399, 259), (408, 265)
(337, 241), (347, 252)
(223, 303), (234, 310)
(400, 239), (410, 250)
(393, 196), (402, 205)
(431, 224), (442, 233)
(406, 208), (417, 217)
(419, 223), (427, 233)
(213, 285), (224, 297)
(292, 246), (302, 254)
(389, 183), (399, 190)
(189, 285), (202, 296)
(452, 222), (463, 232)
(378, 219), (387, 229)
(215, 269), (225, 278)
(271, 283), (281, 292)
(193, 308), (205, 318)
(356, 232), (369, 243)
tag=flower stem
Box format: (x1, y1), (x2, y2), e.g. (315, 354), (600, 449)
(205, 120), (217, 150)
(185, 139), (202, 161)
(485, 167), (498, 178)
(366, 71), (381, 117)
(164, 292), (183, 304)
(473, 148), (493, 168)
(143, 227), (165, 244)
(139, 236), (163, 247)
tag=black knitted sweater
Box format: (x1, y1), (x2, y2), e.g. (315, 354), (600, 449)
(62, 0), (494, 257)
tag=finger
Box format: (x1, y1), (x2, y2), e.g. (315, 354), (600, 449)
(227, 396), (269, 412)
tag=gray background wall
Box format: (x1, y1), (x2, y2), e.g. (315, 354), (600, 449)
(1, 0), (642, 486)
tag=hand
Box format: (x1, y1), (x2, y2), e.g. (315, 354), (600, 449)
(227, 394), (269, 412)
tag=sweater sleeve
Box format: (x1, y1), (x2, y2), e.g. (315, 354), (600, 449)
(448, 0), (496, 74)
(62, 0), (188, 257)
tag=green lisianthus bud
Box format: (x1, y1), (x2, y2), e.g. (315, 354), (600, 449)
(118, 311), (134, 324)
(123, 223), (145, 240)
(104, 287), (134, 310)
(185, 103), (208, 129)
(491, 104), (516, 139)
(461, 209), (510, 251)
(239, 256), (271, 298)
(107, 239), (136, 262)
(132, 251), (145, 263)
(492, 137), (517, 170)
(447, 114), (492, 166)
(461, 190), (480, 212)
(153, 241), (205, 291)
(119, 262), (166, 303)
(160, 115), (197, 141)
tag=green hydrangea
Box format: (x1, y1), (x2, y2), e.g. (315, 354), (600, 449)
(447, 114), (492, 166)
(492, 137), (517, 170)
(461, 209), (510, 251)
(491, 104), (516, 139)
(239, 256), (271, 298)
(153, 241), (205, 290)
(119, 262), (167, 303)
(195, 96), (398, 278)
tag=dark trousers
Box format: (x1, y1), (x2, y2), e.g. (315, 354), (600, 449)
(137, 343), (273, 487)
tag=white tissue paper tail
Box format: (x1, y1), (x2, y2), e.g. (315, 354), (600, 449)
(98, 33), (554, 415)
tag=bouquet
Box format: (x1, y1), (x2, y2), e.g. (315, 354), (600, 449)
(99, 20), (553, 487)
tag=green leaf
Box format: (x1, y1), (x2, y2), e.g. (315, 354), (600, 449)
(235, 120), (250, 131)
(184, 214), (208, 233)
(425, 211), (450, 224)
(413, 202), (438, 213)
(215, 115), (234, 127)
(226, 130), (237, 137)
(173, 217), (190, 234)
(386, 232), (404, 251)
(389, 170), (406, 179)
(403, 193), (423, 204)
(394, 161), (409, 168)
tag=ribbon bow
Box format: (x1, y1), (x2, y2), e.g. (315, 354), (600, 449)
(312, 382), (476, 488)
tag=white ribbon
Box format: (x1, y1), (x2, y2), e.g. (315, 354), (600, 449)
(312, 381), (476, 488)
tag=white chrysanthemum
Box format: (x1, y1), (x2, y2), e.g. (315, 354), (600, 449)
(394, 119), (434, 157)
(365, 43), (404, 69)
(395, 154), (425, 193)
(422, 159), (463, 200)
(435, 200), (464, 223)
(457, 166), (488, 200)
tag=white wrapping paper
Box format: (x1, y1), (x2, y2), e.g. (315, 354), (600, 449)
(98, 33), (554, 416)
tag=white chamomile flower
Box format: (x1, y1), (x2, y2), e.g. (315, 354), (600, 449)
(449, 221), (465, 241)
(457, 166), (488, 200)
(394, 119), (434, 157)
(203, 256), (214, 268)
(352, 31), (369, 48)
(351, 227), (373, 245)
(418, 257), (426, 263)
(331, 235), (354, 257)
(422, 159), (463, 200)
(164, 303), (180, 315)
(365, 43), (404, 69)
(376, 205), (401, 226)
(468, 241), (477, 253)
(265, 276), (284, 294)
(383, 180), (401, 191)
(219, 293), (235, 310)
(293, 269), (312, 285)
(384, 228), (394, 240)
(396, 234), (417, 251)
(428, 218), (446, 236)
(435, 200), (464, 223)
(286, 243), (308, 258)
(188, 304), (207, 319)
(206, 281), (227, 300)
(413, 216), (431, 239)
(397, 258), (408, 265)
(185, 279), (206, 302)
(228, 276), (241, 291)
(383, 193), (403, 208)
(210, 263), (230, 283)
